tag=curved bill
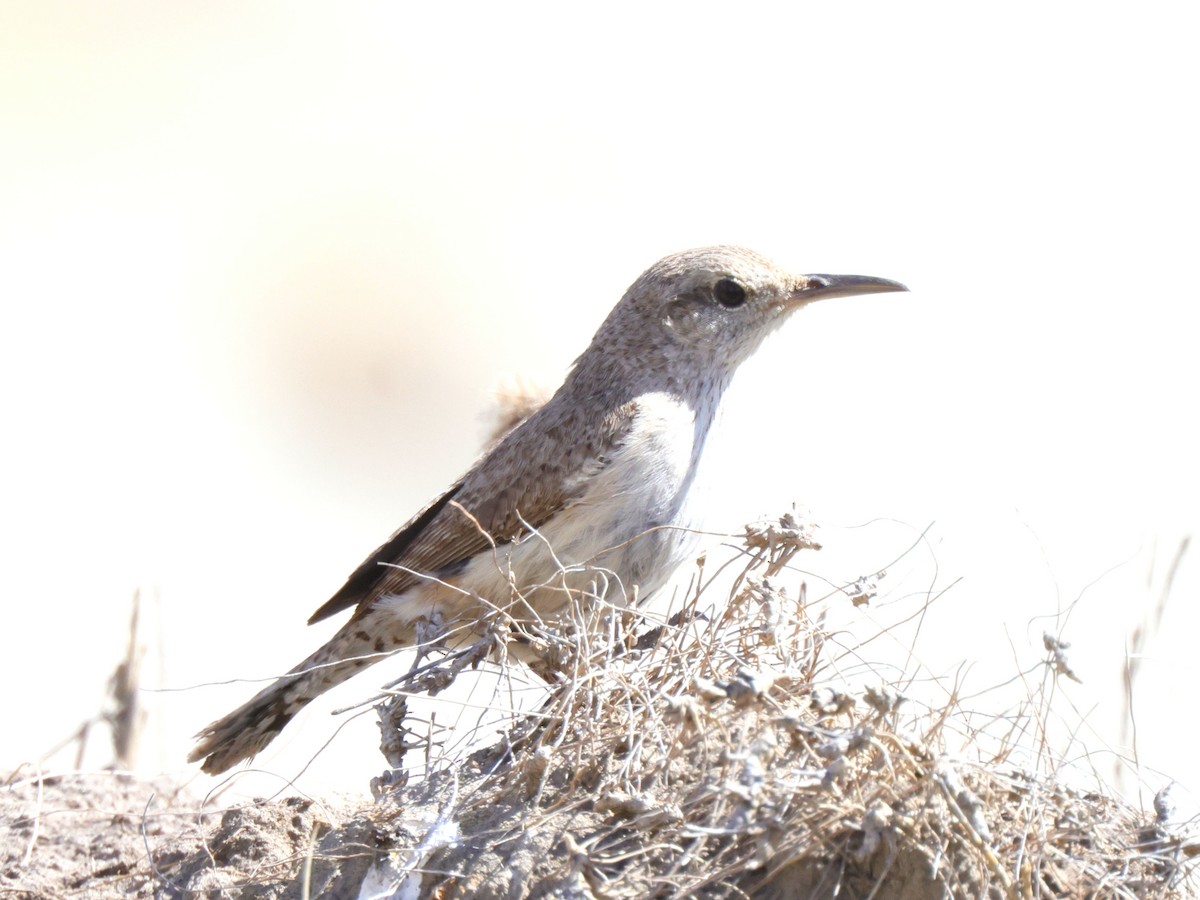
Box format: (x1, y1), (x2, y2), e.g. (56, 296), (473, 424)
(793, 273), (909, 303)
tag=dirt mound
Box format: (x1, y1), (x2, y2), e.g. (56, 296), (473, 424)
(4, 514), (1195, 897)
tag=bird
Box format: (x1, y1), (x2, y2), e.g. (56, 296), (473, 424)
(190, 246), (906, 774)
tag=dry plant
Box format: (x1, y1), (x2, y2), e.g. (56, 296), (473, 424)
(337, 513), (1198, 899)
(3, 515), (1196, 898)
(23, 591), (147, 774)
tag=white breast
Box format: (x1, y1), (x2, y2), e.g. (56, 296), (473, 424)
(381, 391), (717, 636)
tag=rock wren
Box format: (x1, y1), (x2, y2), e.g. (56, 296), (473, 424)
(190, 246), (906, 774)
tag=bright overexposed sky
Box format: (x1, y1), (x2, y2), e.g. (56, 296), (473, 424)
(2, 2), (1196, 805)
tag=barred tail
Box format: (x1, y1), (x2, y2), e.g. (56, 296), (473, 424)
(188, 616), (403, 774)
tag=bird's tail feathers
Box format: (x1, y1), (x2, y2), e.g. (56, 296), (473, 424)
(188, 620), (399, 775)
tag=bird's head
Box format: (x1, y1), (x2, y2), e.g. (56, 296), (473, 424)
(581, 246), (907, 392)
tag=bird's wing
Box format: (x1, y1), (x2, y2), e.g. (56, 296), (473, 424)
(307, 398), (639, 625)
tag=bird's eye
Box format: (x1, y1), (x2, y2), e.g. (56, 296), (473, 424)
(713, 278), (746, 309)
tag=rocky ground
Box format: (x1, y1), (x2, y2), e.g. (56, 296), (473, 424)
(4, 516), (1195, 898)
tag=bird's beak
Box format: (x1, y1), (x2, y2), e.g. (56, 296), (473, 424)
(791, 273), (909, 305)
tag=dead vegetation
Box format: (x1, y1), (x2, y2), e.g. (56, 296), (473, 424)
(3, 513), (1197, 898)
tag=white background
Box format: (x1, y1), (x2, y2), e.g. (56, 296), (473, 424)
(2, 2), (1196, 807)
